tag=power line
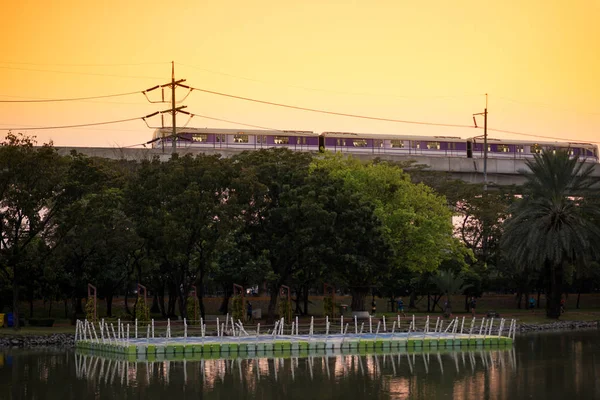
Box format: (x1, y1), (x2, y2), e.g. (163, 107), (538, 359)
(0, 115), (152, 131)
(0, 61), (169, 67)
(0, 65), (163, 80)
(0, 90), (144, 103)
(187, 113), (283, 131)
(188, 86), (475, 129)
(485, 127), (593, 143)
(495, 96), (600, 117)
(177, 62), (481, 100)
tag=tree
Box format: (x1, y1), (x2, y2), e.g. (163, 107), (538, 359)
(229, 148), (321, 322)
(312, 152), (471, 305)
(126, 154), (235, 321)
(501, 150), (600, 318)
(430, 269), (471, 316)
(0, 133), (67, 329)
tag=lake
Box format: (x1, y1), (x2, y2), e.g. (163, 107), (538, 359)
(1, 330), (599, 399)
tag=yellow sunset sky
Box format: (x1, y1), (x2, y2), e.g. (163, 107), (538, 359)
(1, 0), (598, 147)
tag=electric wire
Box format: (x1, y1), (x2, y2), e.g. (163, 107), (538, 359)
(0, 61), (169, 67)
(0, 65), (163, 80)
(485, 128), (591, 143)
(188, 113), (283, 131)
(188, 86), (475, 129)
(495, 96), (600, 117)
(0, 116), (151, 131)
(176, 62), (480, 100)
(0, 90), (144, 103)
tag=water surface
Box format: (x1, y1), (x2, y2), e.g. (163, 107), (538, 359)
(1, 330), (599, 399)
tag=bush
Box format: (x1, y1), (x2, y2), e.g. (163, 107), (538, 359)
(231, 295), (244, 322)
(85, 298), (96, 322)
(323, 296), (335, 318)
(186, 296), (200, 323)
(278, 297), (292, 323)
(134, 296), (149, 322)
(28, 318), (54, 327)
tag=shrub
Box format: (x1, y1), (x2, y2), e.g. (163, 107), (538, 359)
(186, 296), (200, 324)
(278, 297), (292, 323)
(231, 295), (244, 322)
(323, 296), (335, 318)
(85, 297), (96, 322)
(134, 296), (149, 322)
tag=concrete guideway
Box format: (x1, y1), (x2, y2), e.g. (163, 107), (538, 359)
(54, 146), (600, 186)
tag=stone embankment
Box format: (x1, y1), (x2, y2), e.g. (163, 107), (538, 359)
(0, 334), (74, 348)
(518, 320), (599, 333)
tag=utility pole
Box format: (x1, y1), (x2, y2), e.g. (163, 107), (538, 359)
(142, 63), (191, 153)
(473, 93), (489, 190)
(171, 61), (177, 153)
(472, 95), (489, 267)
(155, 61), (187, 153)
(483, 94), (488, 191)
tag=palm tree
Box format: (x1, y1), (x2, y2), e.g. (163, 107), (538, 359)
(430, 269), (471, 317)
(502, 150), (600, 318)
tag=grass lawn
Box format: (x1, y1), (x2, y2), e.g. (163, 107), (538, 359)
(375, 308), (600, 324)
(0, 326), (75, 336)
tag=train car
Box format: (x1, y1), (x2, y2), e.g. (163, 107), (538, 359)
(151, 128), (320, 152)
(466, 137), (599, 162)
(320, 132), (468, 157)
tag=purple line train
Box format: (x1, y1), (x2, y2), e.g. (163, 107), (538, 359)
(151, 128), (599, 162)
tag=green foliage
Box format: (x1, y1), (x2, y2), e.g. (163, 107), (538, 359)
(430, 269), (471, 317)
(134, 297), (149, 322)
(231, 295), (244, 322)
(277, 297), (293, 323)
(323, 296), (335, 318)
(0, 133), (67, 328)
(502, 150), (600, 318)
(84, 298), (96, 322)
(186, 296), (200, 324)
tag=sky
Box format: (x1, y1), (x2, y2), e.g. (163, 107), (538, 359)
(0, 0), (599, 148)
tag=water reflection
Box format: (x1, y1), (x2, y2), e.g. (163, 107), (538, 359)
(2, 330), (599, 399)
(73, 349), (517, 390)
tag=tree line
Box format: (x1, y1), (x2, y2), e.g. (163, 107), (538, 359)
(1, 133), (599, 328)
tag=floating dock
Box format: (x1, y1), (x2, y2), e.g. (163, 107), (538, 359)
(75, 315), (517, 361)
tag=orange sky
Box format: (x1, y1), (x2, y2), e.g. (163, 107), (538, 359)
(1, 0), (598, 147)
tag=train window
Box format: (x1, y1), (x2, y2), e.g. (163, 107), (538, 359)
(374, 139), (383, 148)
(497, 145), (510, 152)
(427, 142), (440, 150)
(274, 136), (289, 144)
(391, 140), (404, 148)
(411, 141), (420, 149)
(192, 134), (208, 142)
(256, 135), (267, 143)
(531, 144), (542, 154)
(448, 142), (456, 150)
(336, 139), (347, 146)
(516, 145), (524, 153)
(234, 134), (249, 143)
(216, 134), (226, 142)
(296, 137), (307, 145)
(353, 140), (367, 147)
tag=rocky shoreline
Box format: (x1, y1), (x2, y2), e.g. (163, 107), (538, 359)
(518, 320), (599, 333)
(0, 333), (74, 348)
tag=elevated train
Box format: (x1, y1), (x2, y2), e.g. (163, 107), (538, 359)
(151, 128), (599, 162)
